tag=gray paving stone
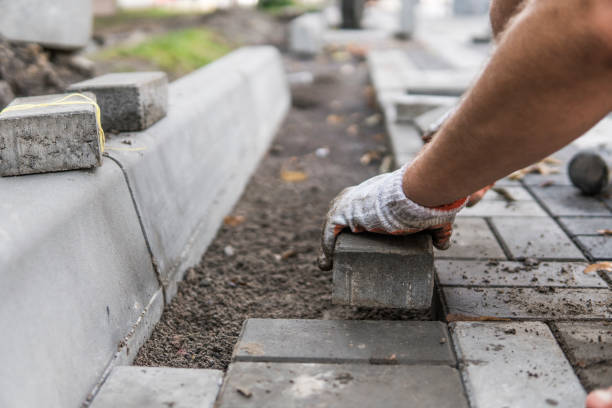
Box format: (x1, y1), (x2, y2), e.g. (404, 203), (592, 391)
(554, 322), (612, 390)
(575, 236), (612, 260)
(436, 260), (606, 287)
(68, 72), (168, 132)
(0, 93), (101, 176)
(90, 366), (223, 408)
(289, 13), (324, 56)
(559, 217), (612, 235)
(529, 186), (611, 216)
(332, 232), (434, 309)
(216, 362), (469, 408)
(386, 121), (423, 168)
(443, 287), (611, 320)
(458, 200), (548, 217)
(434, 217), (506, 260)
(413, 105), (452, 135)
(234, 319), (455, 365)
(0, 0), (92, 50)
(393, 94), (456, 122)
(520, 172), (573, 186)
(491, 217), (585, 260)
(482, 186), (533, 201)
(451, 321), (586, 408)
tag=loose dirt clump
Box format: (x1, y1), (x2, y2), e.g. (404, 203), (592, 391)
(134, 51), (431, 371)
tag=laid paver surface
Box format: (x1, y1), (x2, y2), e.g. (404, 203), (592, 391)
(215, 362), (469, 408)
(559, 217), (612, 235)
(89, 366), (222, 408)
(435, 217), (506, 260)
(529, 186), (611, 216)
(444, 287), (611, 320)
(575, 236), (612, 260)
(435, 260), (606, 287)
(452, 322), (586, 408)
(233, 319), (455, 365)
(554, 321), (612, 390)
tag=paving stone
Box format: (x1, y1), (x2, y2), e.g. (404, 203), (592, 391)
(386, 121), (423, 167)
(436, 260), (606, 287)
(68, 72), (168, 132)
(558, 217), (612, 235)
(520, 172), (573, 186)
(434, 217), (506, 260)
(482, 186), (533, 201)
(0, 0), (92, 50)
(451, 321), (586, 408)
(233, 319), (455, 365)
(413, 105), (453, 135)
(393, 94), (457, 122)
(405, 69), (476, 96)
(458, 200), (548, 217)
(443, 287), (611, 320)
(216, 362), (469, 408)
(90, 366), (223, 408)
(289, 13), (324, 56)
(575, 236), (612, 260)
(332, 232), (434, 309)
(529, 186), (611, 216)
(491, 217), (585, 260)
(0, 93), (102, 176)
(554, 322), (612, 390)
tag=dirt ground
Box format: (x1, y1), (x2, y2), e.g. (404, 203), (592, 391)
(134, 50), (432, 371)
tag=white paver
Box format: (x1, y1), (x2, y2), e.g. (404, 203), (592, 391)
(452, 321), (586, 408)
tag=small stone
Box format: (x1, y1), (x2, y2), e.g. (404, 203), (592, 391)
(224, 246), (235, 257)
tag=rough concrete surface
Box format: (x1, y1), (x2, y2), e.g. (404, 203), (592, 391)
(90, 366), (223, 408)
(0, 93), (101, 176)
(435, 217), (506, 259)
(216, 362), (469, 408)
(289, 13), (324, 56)
(68, 72), (168, 132)
(332, 232), (434, 309)
(452, 321), (586, 408)
(233, 319), (455, 365)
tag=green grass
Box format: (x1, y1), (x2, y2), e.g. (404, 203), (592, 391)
(94, 8), (203, 30)
(94, 28), (234, 77)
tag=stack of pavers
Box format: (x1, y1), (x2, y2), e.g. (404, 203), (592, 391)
(0, 72), (168, 177)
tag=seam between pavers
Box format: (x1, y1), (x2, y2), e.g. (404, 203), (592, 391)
(522, 183), (595, 263)
(484, 217), (514, 260)
(546, 321), (594, 392)
(446, 324), (475, 408)
(105, 154), (167, 305)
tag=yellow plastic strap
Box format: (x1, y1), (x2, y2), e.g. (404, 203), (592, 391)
(0, 93), (106, 153)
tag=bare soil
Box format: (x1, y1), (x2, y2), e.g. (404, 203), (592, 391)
(134, 50), (432, 371)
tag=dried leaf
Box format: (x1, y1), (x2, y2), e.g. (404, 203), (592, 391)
(364, 114), (381, 127)
(584, 262), (612, 274)
(492, 187), (516, 202)
(446, 314), (512, 322)
(326, 114), (343, 125)
(223, 215), (245, 227)
(280, 169), (308, 182)
(347, 124), (359, 136)
(508, 160), (561, 180)
(597, 229), (612, 236)
(542, 156), (562, 165)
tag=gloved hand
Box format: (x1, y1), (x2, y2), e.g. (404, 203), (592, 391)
(318, 164), (467, 271)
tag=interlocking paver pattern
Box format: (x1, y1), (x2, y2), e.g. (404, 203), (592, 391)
(435, 218), (506, 259)
(458, 200), (548, 217)
(529, 186), (611, 216)
(575, 236), (612, 260)
(559, 217), (612, 235)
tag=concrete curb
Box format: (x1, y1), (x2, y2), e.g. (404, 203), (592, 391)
(0, 46), (289, 408)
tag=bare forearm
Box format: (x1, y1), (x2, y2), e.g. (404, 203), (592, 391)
(403, 0), (612, 207)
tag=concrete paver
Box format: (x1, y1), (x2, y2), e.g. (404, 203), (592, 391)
(90, 366), (222, 408)
(575, 236), (612, 260)
(332, 232), (434, 309)
(520, 172), (572, 186)
(558, 217), (612, 235)
(458, 200), (548, 217)
(444, 287), (611, 320)
(233, 319), (455, 365)
(436, 260), (606, 287)
(434, 217), (506, 260)
(554, 322), (612, 390)
(451, 321), (586, 408)
(491, 217), (585, 260)
(482, 186), (534, 201)
(529, 186), (611, 216)
(216, 362), (469, 408)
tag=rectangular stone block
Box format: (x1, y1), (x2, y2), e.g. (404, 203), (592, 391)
(491, 216), (585, 260)
(559, 217), (612, 235)
(386, 122), (423, 167)
(413, 105), (453, 135)
(68, 72), (168, 132)
(234, 319), (455, 365)
(436, 260), (607, 288)
(332, 232), (434, 309)
(482, 186), (533, 201)
(0, 0), (92, 50)
(90, 366), (223, 408)
(575, 236), (612, 260)
(0, 93), (102, 176)
(443, 287), (611, 320)
(216, 362), (469, 408)
(451, 321), (586, 408)
(529, 186), (611, 216)
(289, 13), (324, 56)
(393, 94), (457, 123)
(435, 217), (506, 260)
(458, 200), (548, 217)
